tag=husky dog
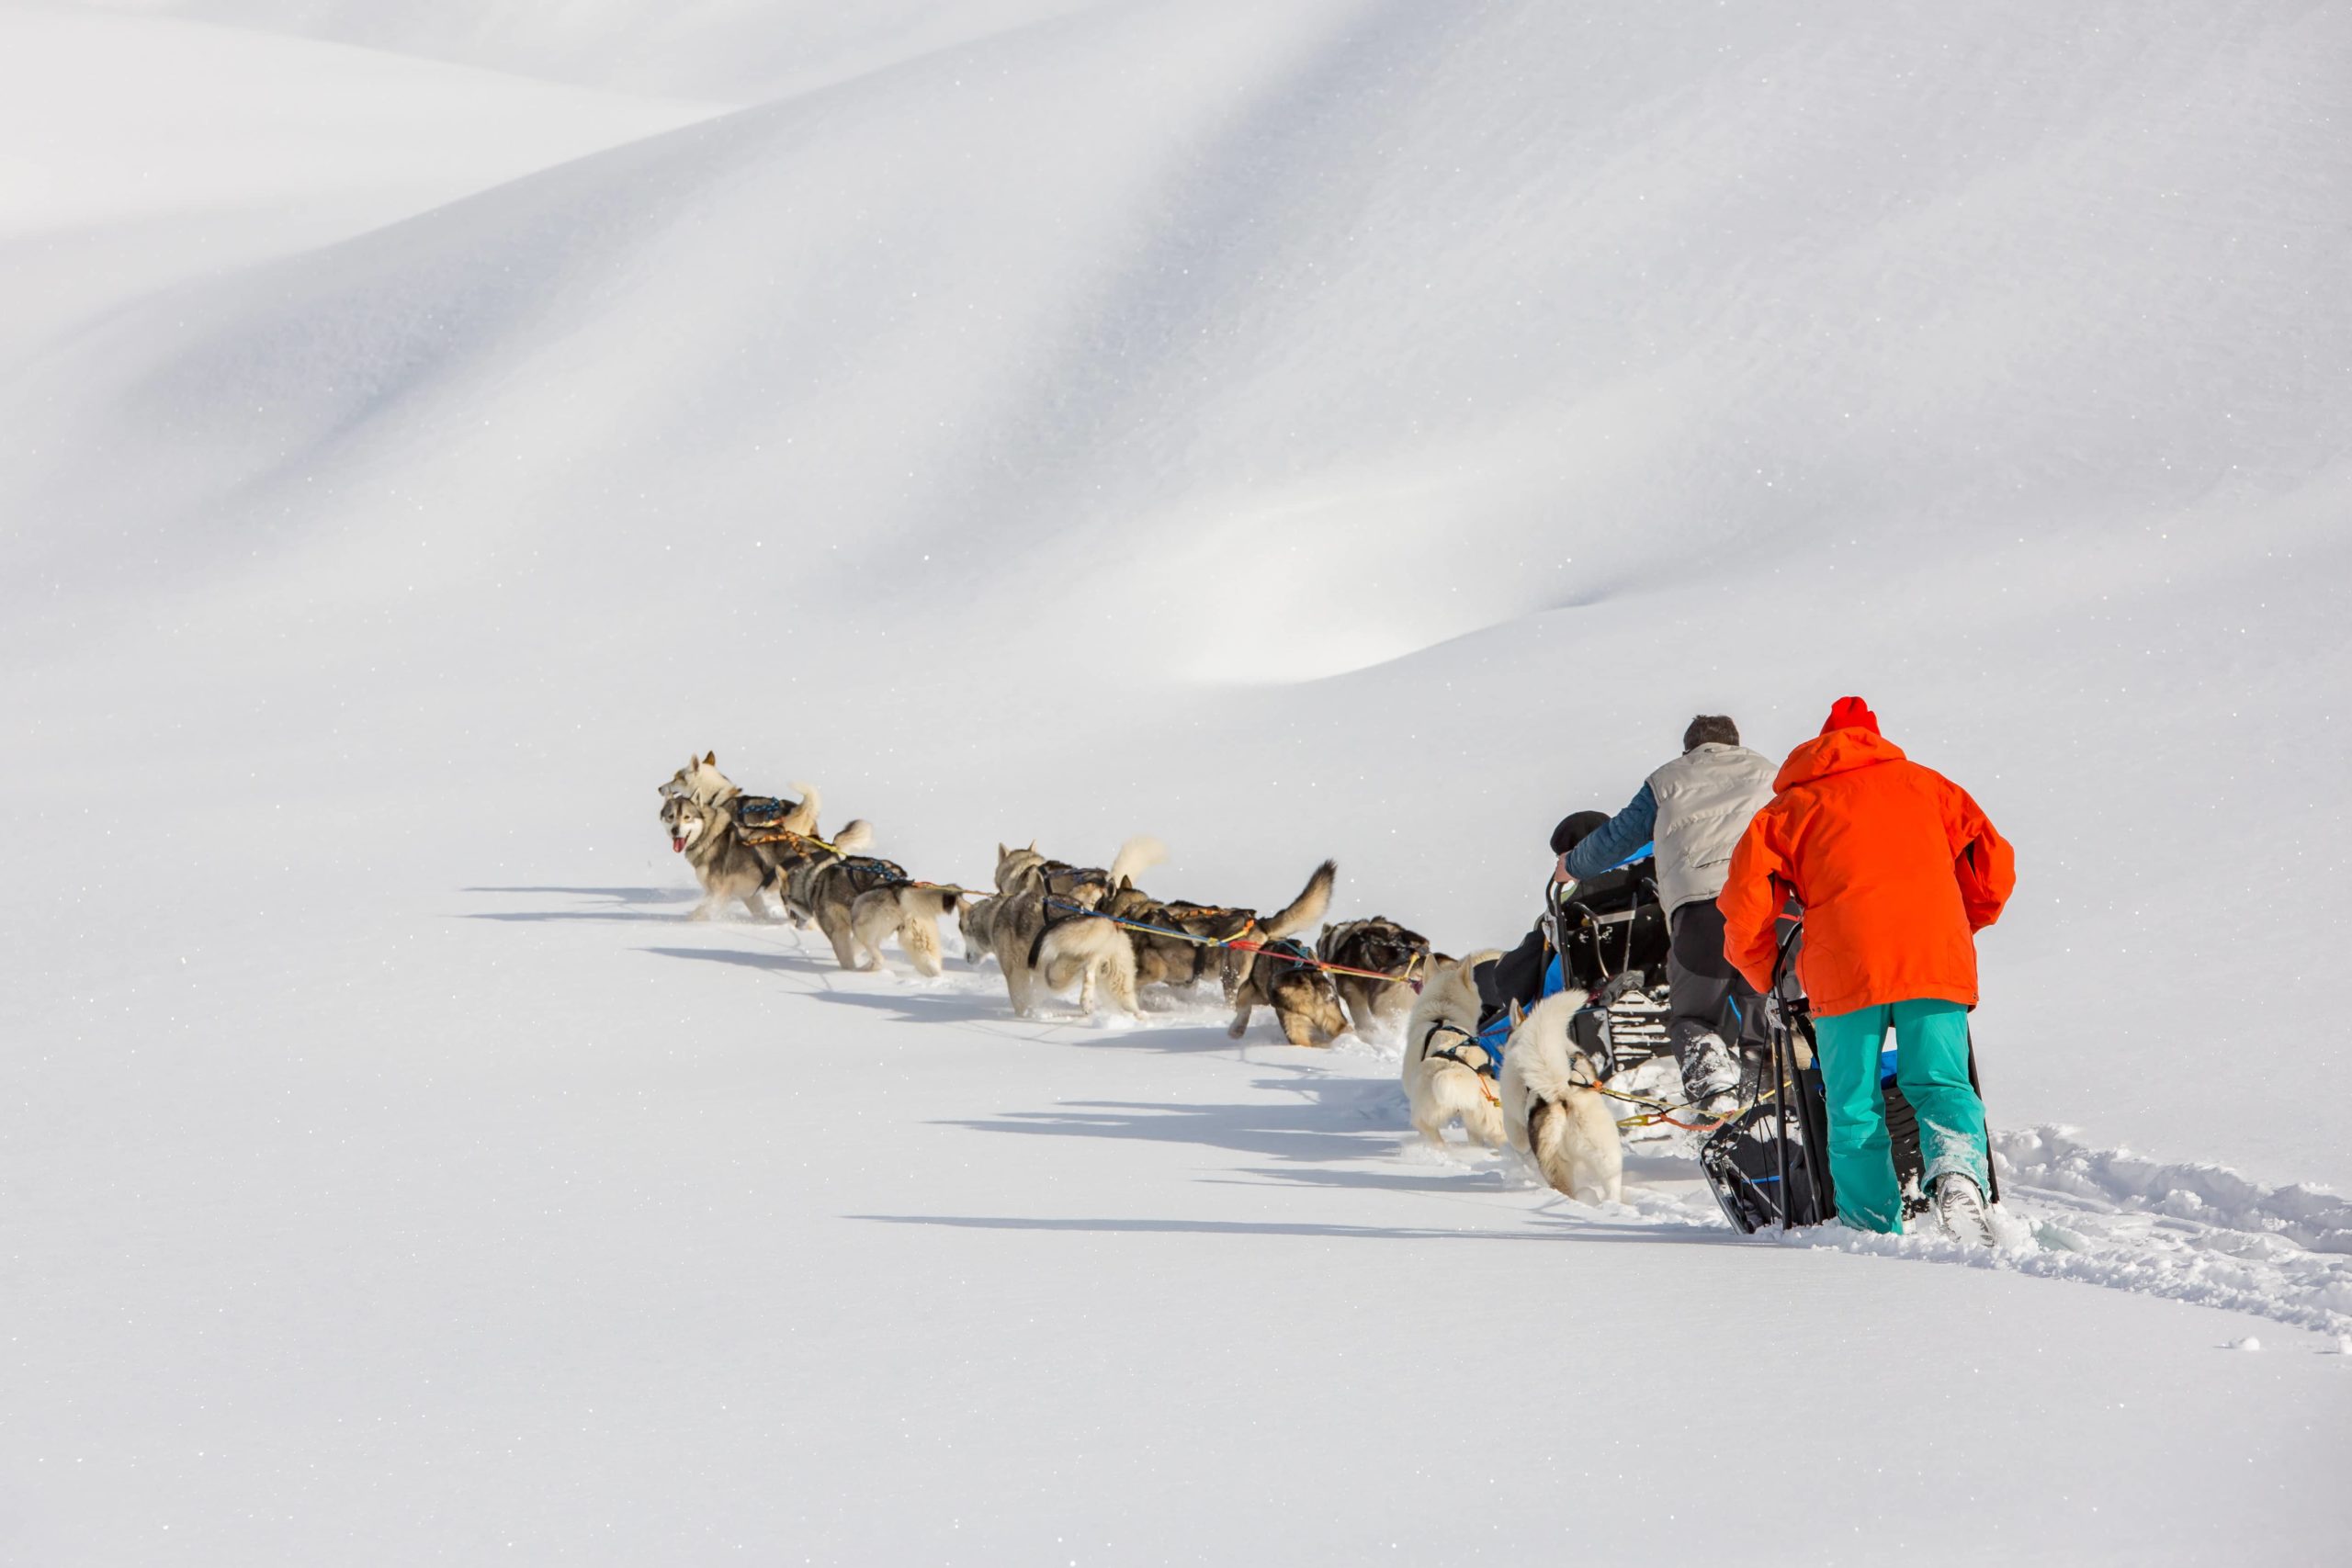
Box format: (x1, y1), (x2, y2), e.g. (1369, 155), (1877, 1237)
(1500, 990), (1623, 1204)
(1101, 882), (1257, 994)
(657, 752), (822, 840)
(1226, 937), (1351, 1046)
(1402, 952), (1506, 1149)
(771, 823), (899, 968)
(982, 835), (1167, 1014)
(958, 893), (1003, 967)
(989, 886), (1140, 1019)
(1317, 917), (1435, 1037)
(661, 795), (777, 921)
(849, 882), (964, 976)
(722, 777), (821, 841)
(1216, 860), (1343, 1043)
(658, 751), (737, 806)
(993, 836), (1166, 901)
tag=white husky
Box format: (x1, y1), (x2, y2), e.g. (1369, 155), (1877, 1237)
(1402, 952), (1506, 1149)
(1500, 990), (1623, 1204)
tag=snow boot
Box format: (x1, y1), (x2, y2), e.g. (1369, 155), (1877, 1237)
(1680, 1033), (1742, 1118)
(1932, 1172), (1994, 1247)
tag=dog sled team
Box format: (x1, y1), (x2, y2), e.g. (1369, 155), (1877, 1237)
(657, 694), (2015, 1243)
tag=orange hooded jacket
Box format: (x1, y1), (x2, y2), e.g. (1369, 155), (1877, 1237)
(1717, 726), (2015, 1018)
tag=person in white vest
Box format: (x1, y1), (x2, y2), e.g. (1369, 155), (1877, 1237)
(1559, 715), (1777, 1113)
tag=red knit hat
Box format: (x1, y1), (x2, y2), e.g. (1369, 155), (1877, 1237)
(1821, 695), (1880, 736)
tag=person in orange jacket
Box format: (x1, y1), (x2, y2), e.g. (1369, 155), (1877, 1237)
(1717, 697), (2016, 1241)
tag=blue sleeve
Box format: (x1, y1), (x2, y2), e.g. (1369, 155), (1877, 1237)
(1564, 782), (1657, 880)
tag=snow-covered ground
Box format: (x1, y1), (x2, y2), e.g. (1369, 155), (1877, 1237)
(5, 1), (2349, 1561)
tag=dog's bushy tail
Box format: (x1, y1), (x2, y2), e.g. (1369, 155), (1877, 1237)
(899, 897), (947, 977)
(783, 781), (820, 836)
(1507, 990), (1594, 1102)
(833, 818), (876, 852)
(1505, 989), (1602, 1198)
(1260, 858), (1338, 941)
(1528, 1099), (1577, 1194)
(1106, 835), (1166, 891)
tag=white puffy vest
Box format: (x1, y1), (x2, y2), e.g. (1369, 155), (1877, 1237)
(1645, 743), (1778, 915)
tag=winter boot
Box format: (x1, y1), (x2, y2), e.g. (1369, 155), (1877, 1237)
(1932, 1172), (1994, 1247)
(1680, 1033), (1743, 1118)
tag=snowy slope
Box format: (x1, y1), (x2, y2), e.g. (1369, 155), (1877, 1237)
(0, 2), (713, 359)
(9, 0), (2347, 1179)
(6, 1), (2351, 1562)
(74, 0), (1136, 100)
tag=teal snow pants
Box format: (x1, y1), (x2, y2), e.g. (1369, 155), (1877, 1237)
(1810, 999), (1987, 1234)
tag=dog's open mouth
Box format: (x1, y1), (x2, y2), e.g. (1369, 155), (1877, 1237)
(670, 835), (685, 852)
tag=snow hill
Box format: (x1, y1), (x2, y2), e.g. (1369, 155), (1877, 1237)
(5, 2), (2349, 1562)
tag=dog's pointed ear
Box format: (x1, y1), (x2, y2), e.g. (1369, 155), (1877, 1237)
(704, 751), (717, 766)
(996, 842), (1007, 861)
(1027, 840), (1037, 852)
(1507, 998), (1524, 1029)
(1117, 875), (1131, 893)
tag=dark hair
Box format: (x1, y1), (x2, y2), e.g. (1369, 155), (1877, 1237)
(1683, 714), (1739, 751)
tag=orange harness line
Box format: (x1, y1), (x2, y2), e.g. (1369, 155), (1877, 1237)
(1224, 937), (1424, 989)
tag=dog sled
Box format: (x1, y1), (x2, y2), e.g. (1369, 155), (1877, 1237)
(1471, 851), (1997, 1234)
(1470, 848), (1676, 1080)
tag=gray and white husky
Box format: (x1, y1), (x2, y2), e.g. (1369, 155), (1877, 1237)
(1500, 990), (1622, 1204)
(658, 751), (737, 806)
(988, 836), (1165, 1019)
(657, 753), (820, 840)
(770, 821), (888, 966)
(958, 893), (1004, 967)
(660, 795), (777, 921)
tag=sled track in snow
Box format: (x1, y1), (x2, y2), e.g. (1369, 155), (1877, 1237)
(646, 910), (2352, 1341)
(1754, 1127), (2352, 1338)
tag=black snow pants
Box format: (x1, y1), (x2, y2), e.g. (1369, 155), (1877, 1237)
(1667, 899), (1765, 1077)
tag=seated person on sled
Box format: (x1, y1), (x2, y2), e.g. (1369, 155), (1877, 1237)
(1495, 716), (1777, 1115)
(1467, 810), (1668, 1081)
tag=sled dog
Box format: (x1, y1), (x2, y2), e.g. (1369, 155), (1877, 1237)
(958, 892), (1003, 967)
(993, 836), (1166, 902)
(1213, 851), (1345, 1001)
(1402, 952), (1506, 1149)
(989, 882), (1140, 1021)
(657, 753), (821, 840)
(1226, 936), (1351, 1047)
(660, 795), (777, 921)
(849, 882), (964, 976)
(658, 751), (735, 805)
(1500, 991), (1623, 1204)
(771, 822), (899, 968)
(1101, 882), (1258, 994)
(1317, 916), (1435, 1037)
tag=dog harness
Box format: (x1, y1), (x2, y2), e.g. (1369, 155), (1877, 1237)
(1423, 1020), (1500, 1077)
(731, 795), (804, 830)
